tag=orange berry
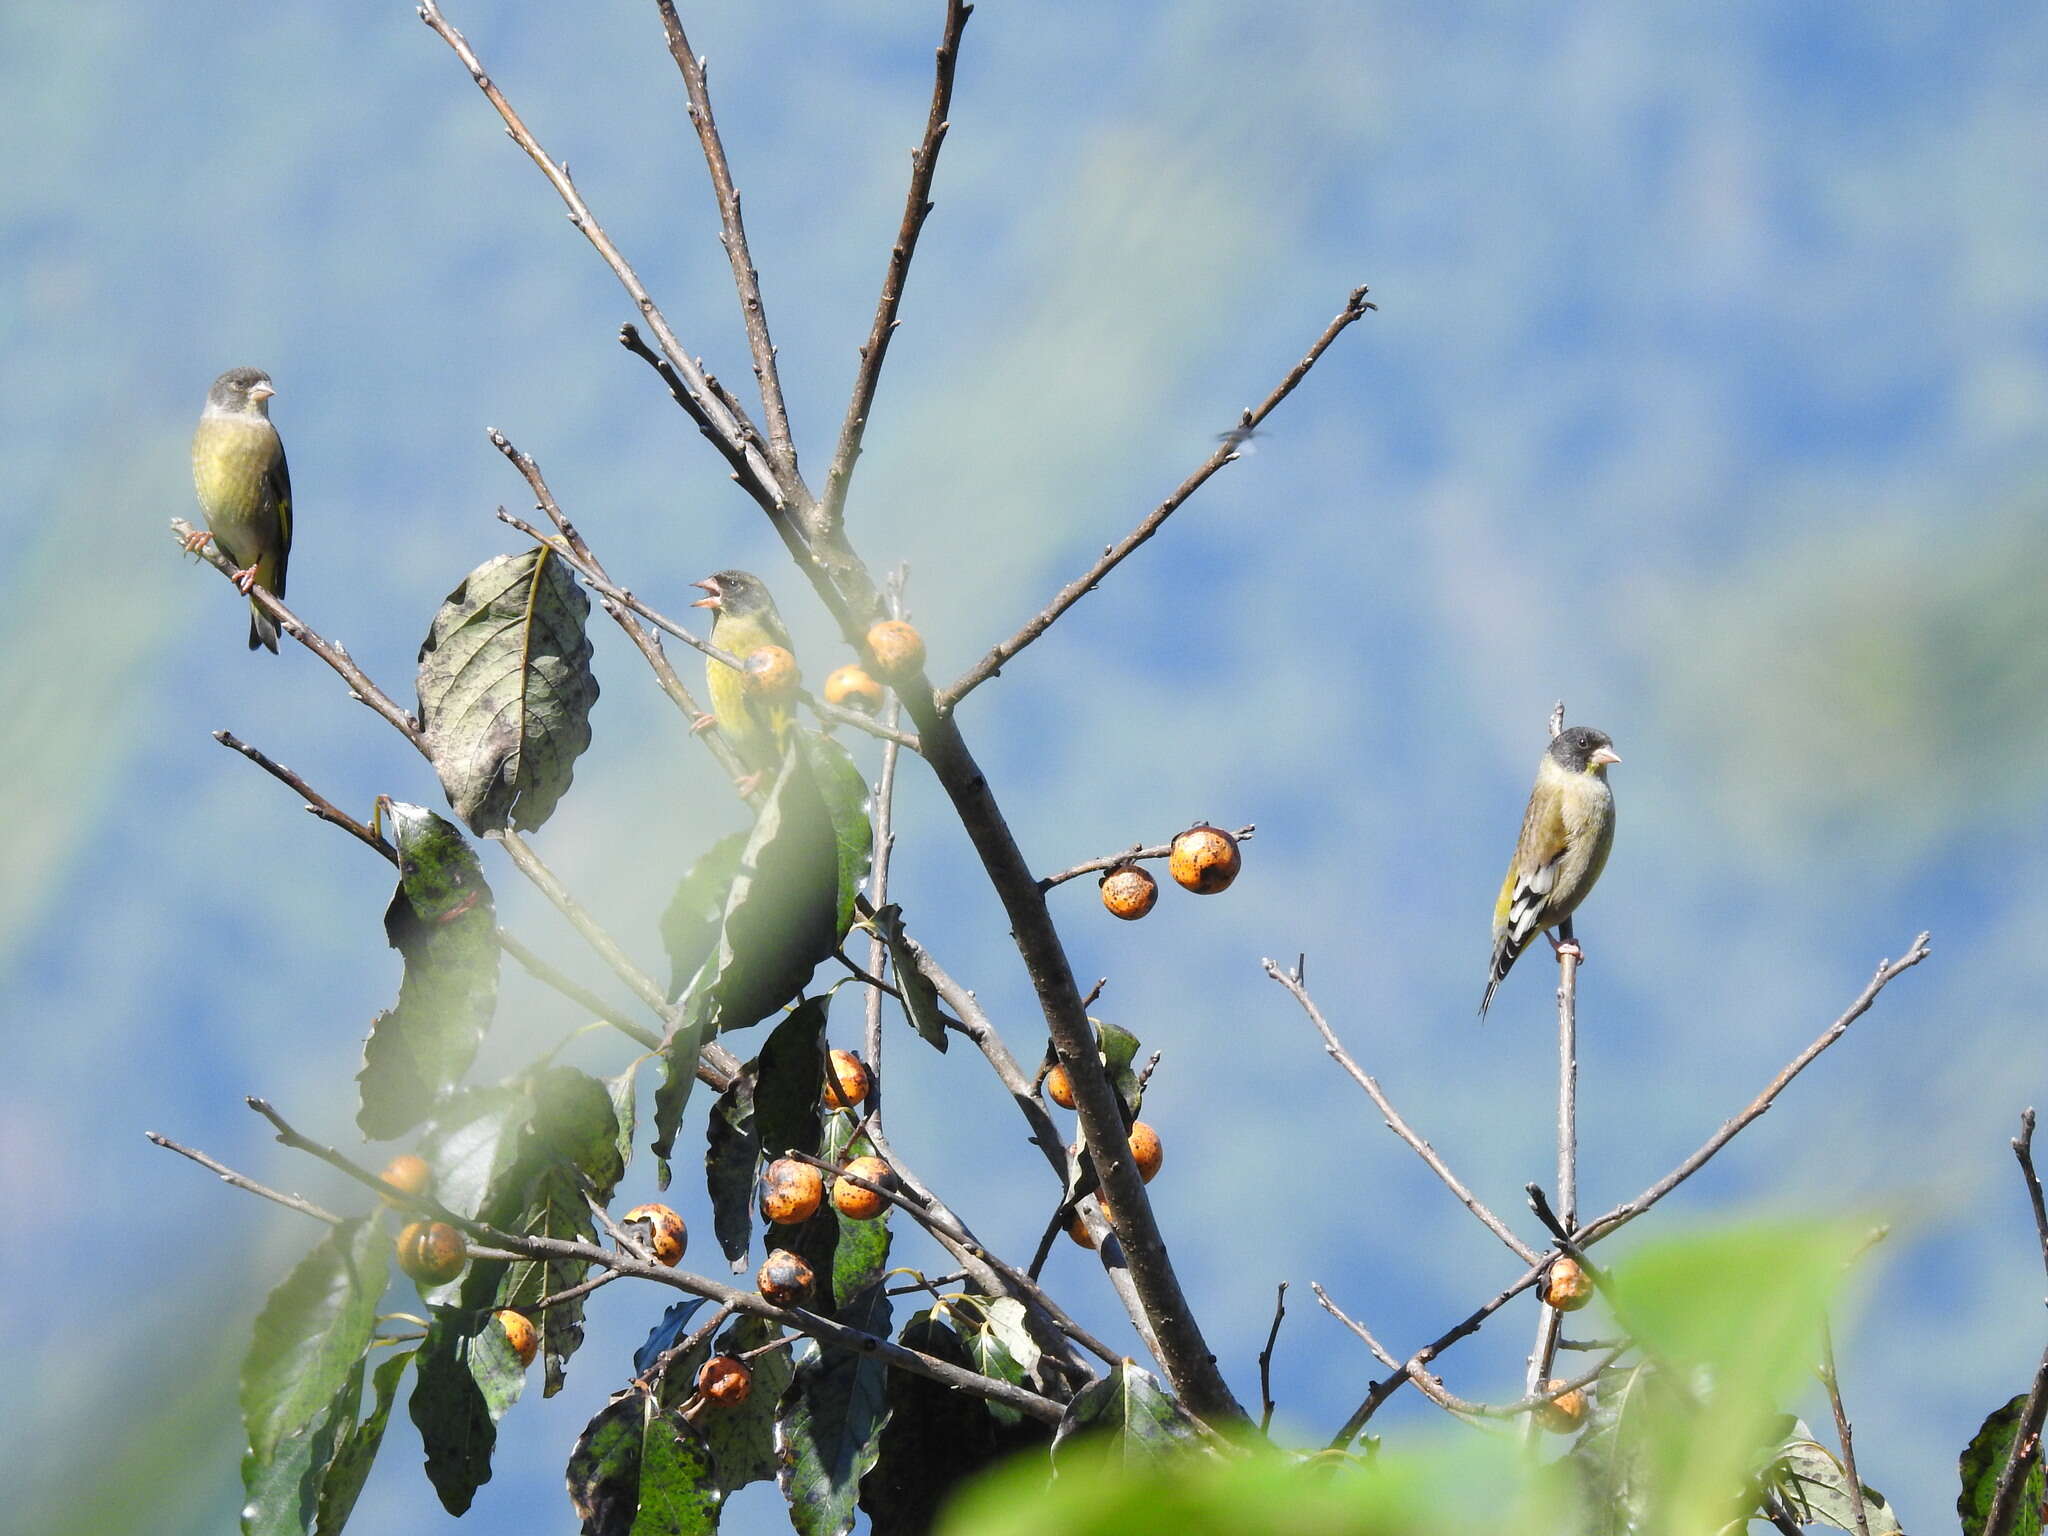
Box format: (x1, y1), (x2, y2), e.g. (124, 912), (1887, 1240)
(1128, 1122), (1163, 1184)
(1066, 1196), (1113, 1249)
(863, 620), (926, 682)
(622, 1203), (688, 1266)
(395, 1221), (467, 1286)
(1168, 824), (1241, 894)
(757, 1248), (816, 1307)
(1534, 1379), (1589, 1434)
(1542, 1256), (1594, 1312)
(377, 1153), (432, 1206)
(494, 1309), (538, 1368)
(695, 1354), (752, 1407)
(822, 664), (884, 713)
(741, 645), (800, 701)
(759, 1158), (825, 1225)
(1044, 1065), (1076, 1110)
(1100, 865), (1159, 920)
(832, 1155), (895, 1221)
(823, 1049), (871, 1109)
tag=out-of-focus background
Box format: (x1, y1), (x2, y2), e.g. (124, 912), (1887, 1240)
(7, 3), (2045, 1530)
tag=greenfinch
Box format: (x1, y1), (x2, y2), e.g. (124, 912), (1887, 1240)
(189, 366), (293, 652)
(1480, 725), (1620, 1017)
(691, 569), (795, 781)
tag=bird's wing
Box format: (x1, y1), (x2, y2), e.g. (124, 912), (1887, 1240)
(1499, 786), (1570, 948)
(267, 434), (293, 598)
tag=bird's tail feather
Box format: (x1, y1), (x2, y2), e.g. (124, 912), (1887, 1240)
(248, 601), (280, 654)
(1477, 936), (1519, 1018)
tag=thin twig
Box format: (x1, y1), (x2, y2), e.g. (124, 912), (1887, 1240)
(415, 0), (786, 518)
(2014, 1108), (2048, 1284)
(1986, 1344), (2048, 1536)
(940, 287), (1375, 709)
(172, 520), (426, 751)
(213, 731), (395, 861)
(1264, 958), (1535, 1264)
(1258, 1283), (1288, 1435)
(145, 1131), (340, 1225)
(1817, 1318), (1872, 1536)
(1041, 825), (1256, 892)
(651, 1), (798, 485)
(1575, 935), (1933, 1246)
(819, 0), (973, 534)
(1522, 937), (1580, 1444)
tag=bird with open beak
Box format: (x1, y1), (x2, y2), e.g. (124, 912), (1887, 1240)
(691, 569), (797, 789)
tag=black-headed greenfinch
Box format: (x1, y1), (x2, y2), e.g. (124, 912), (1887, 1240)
(189, 366), (293, 653)
(691, 569), (795, 781)
(1480, 725), (1620, 1017)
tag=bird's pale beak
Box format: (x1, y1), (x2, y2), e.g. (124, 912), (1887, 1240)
(690, 577), (722, 610)
(250, 382), (276, 402)
(1590, 746), (1621, 767)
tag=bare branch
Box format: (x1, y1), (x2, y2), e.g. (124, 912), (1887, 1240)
(146, 1131), (340, 1225)
(213, 730), (396, 863)
(1041, 825), (1256, 892)
(1264, 958), (1536, 1265)
(2014, 1107), (2048, 1284)
(1986, 1343), (2048, 1536)
(415, 1), (787, 516)
(1521, 937), (1581, 1442)
(1258, 1282), (1288, 1435)
(173, 520), (426, 751)
(939, 286), (1375, 709)
(819, 0), (974, 533)
(650, 2), (798, 485)
(1576, 934), (1933, 1246)
(1817, 1318), (1872, 1536)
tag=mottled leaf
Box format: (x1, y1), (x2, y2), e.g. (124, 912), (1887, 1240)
(1769, 1424), (1903, 1534)
(1961, 1392), (2045, 1536)
(356, 802), (499, 1140)
(632, 1405), (722, 1535)
(661, 832), (748, 1002)
(778, 1282), (893, 1536)
(870, 906), (947, 1053)
(242, 1217), (387, 1466)
(409, 1310), (496, 1515)
(699, 1316), (791, 1495)
(566, 1389), (721, 1536)
(469, 1312), (530, 1423)
(704, 1068), (759, 1270)
(950, 1295), (1041, 1428)
(418, 545), (598, 835)
(314, 1346), (414, 1535)
(1052, 1360), (1201, 1467)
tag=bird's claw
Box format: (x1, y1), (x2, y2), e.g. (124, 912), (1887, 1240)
(1554, 938), (1584, 961)
(689, 712), (718, 735)
(231, 563), (261, 595)
(182, 528), (216, 554)
(733, 771), (765, 798)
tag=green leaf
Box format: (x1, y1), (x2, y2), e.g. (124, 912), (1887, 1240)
(795, 732), (875, 939)
(949, 1296), (1042, 1428)
(1767, 1423), (1903, 1534)
(241, 1357), (361, 1536)
(859, 1310), (1051, 1535)
(819, 1115), (891, 1313)
(417, 545), (599, 835)
(242, 1217), (388, 1467)
(1961, 1392), (2045, 1536)
(566, 1389), (722, 1536)
(778, 1281), (893, 1536)
(754, 998), (829, 1162)
(698, 1316), (792, 1495)
(1567, 1361), (1688, 1536)
(662, 832), (749, 1003)
(606, 1059), (643, 1182)
(418, 1082), (532, 1228)
(870, 906), (947, 1053)
(356, 803), (500, 1140)
(704, 1067), (758, 1270)
(469, 1312), (530, 1423)
(314, 1346), (414, 1535)
(1052, 1360), (1201, 1467)
(409, 1310), (496, 1515)
(1093, 1021), (1143, 1116)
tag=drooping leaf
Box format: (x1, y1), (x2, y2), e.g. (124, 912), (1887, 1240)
(704, 1068), (759, 1270)
(870, 906), (947, 1053)
(241, 1356), (361, 1536)
(409, 1310), (496, 1516)
(634, 1299), (712, 1379)
(661, 832), (748, 1002)
(1052, 1360), (1201, 1468)
(859, 1309), (1052, 1535)
(1567, 1361), (1687, 1536)
(242, 1217), (388, 1467)
(1960, 1391), (2046, 1536)
(606, 1059), (643, 1182)
(818, 1114), (891, 1313)
(418, 1082), (532, 1230)
(795, 732), (874, 938)
(417, 545), (598, 835)
(698, 1315), (792, 1495)
(314, 1346), (414, 1535)
(1093, 1021), (1144, 1117)
(1767, 1423), (1903, 1534)
(469, 1311), (530, 1424)
(753, 998), (829, 1163)
(949, 1295), (1042, 1428)
(566, 1388), (721, 1536)
(777, 1281), (893, 1536)
(356, 803), (500, 1140)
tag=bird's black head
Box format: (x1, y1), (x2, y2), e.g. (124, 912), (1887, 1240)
(1548, 725), (1621, 774)
(690, 569), (773, 617)
(207, 367), (276, 413)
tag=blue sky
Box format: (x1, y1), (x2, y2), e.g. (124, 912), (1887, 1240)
(6, 3), (2047, 1531)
